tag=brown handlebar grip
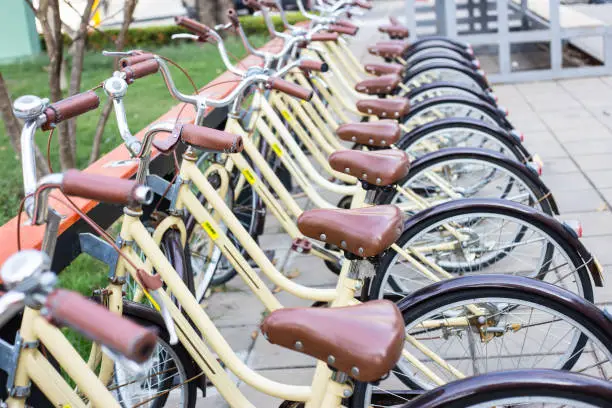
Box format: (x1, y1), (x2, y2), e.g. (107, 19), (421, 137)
(61, 169), (152, 206)
(243, 0), (262, 10)
(175, 16), (211, 37)
(119, 52), (155, 68)
(267, 78), (313, 101)
(310, 32), (339, 42)
(44, 289), (157, 363)
(121, 59), (160, 84)
(354, 0), (373, 8)
(180, 124), (244, 153)
(329, 24), (358, 36)
(227, 9), (240, 28)
(42, 91), (100, 131)
(299, 59), (329, 73)
(335, 19), (358, 29)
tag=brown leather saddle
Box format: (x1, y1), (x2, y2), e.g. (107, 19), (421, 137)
(261, 300), (405, 382)
(356, 98), (410, 118)
(329, 149), (410, 186)
(379, 17), (409, 39)
(355, 74), (401, 95)
(368, 40), (410, 59)
(336, 120), (400, 147)
(364, 62), (404, 76)
(152, 123), (243, 154)
(297, 205), (404, 258)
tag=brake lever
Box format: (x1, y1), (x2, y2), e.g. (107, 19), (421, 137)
(102, 50), (141, 57)
(171, 33), (201, 41)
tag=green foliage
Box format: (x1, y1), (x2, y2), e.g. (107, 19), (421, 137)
(40, 12), (307, 51)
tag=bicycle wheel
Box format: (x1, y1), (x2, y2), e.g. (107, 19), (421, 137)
(406, 81), (497, 106)
(110, 302), (198, 408)
(397, 118), (529, 162)
(370, 199), (594, 301)
(377, 148), (556, 216)
(403, 97), (510, 131)
(351, 276), (612, 406)
(390, 370), (612, 407)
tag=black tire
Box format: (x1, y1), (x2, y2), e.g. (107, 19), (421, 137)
(403, 62), (490, 93)
(406, 81), (497, 106)
(396, 117), (530, 162)
(369, 199), (594, 302)
(376, 148), (557, 216)
(405, 370), (612, 407)
(350, 276), (612, 406)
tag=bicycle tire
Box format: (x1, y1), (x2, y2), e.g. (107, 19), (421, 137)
(350, 276), (612, 406)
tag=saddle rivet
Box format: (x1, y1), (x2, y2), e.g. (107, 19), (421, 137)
(351, 367), (360, 377)
(382, 112), (387, 117)
(345, 167), (350, 173)
(351, 136), (357, 142)
(381, 140), (386, 146)
(362, 173), (367, 179)
(367, 109), (372, 114)
(320, 233), (327, 241)
(343, 389), (352, 397)
(369, 139), (374, 144)
(376, 178), (382, 184)
(395, 112), (399, 117)
(358, 248), (364, 255)
(341, 241), (347, 248)
(294, 341), (304, 350)
(327, 355), (335, 365)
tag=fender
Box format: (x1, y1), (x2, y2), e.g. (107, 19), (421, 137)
(405, 52), (479, 71)
(404, 62), (491, 94)
(408, 147), (559, 214)
(410, 36), (471, 50)
(396, 117), (531, 162)
(404, 369), (612, 407)
(403, 94), (513, 130)
(406, 81), (497, 106)
(406, 41), (473, 62)
(399, 198), (602, 287)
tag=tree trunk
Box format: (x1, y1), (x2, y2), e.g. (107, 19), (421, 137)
(196, 0), (217, 27)
(88, 0), (139, 164)
(215, 0), (234, 25)
(67, 0), (96, 159)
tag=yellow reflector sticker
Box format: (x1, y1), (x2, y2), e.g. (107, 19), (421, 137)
(241, 168), (256, 185)
(272, 143), (284, 157)
(201, 221), (219, 241)
(280, 110), (292, 122)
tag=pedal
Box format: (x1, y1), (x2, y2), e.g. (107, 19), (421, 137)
(291, 238), (312, 255)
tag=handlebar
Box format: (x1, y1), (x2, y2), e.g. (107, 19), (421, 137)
(121, 59), (160, 83)
(119, 52), (156, 68)
(44, 289), (157, 363)
(0, 250), (157, 364)
(41, 91), (100, 131)
(266, 77), (313, 101)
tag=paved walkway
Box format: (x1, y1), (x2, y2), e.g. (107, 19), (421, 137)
(196, 6), (612, 407)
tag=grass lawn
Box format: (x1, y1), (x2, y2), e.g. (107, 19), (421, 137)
(1, 35), (267, 299)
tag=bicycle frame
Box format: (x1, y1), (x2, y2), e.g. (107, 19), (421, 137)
(5, 307), (121, 408)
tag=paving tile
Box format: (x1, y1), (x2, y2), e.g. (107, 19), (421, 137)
(516, 81), (568, 96)
(538, 109), (597, 132)
(550, 188), (605, 213)
(523, 138), (568, 158)
(540, 156), (581, 175)
(523, 94), (582, 113)
(585, 169), (612, 190)
(558, 77), (608, 92)
(540, 172), (592, 192)
(563, 140), (612, 156)
(573, 154), (612, 172)
(552, 122), (612, 142)
(599, 188), (612, 206)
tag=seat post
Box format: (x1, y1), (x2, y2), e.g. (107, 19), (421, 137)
(361, 181), (396, 206)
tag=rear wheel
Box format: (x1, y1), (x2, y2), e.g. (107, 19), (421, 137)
(350, 280), (612, 406)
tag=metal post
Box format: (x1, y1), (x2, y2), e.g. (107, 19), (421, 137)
(406, 0), (418, 40)
(444, 0), (457, 38)
(549, 0), (562, 74)
(498, 0), (511, 76)
(436, 0), (447, 36)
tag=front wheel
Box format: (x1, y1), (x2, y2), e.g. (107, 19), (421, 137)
(350, 276), (612, 406)
(370, 199), (594, 301)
